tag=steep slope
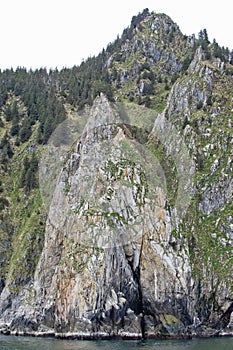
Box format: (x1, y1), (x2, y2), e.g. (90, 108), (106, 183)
(0, 94), (194, 338)
(0, 82), (232, 338)
(149, 48), (233, 336)
(0, 9), (232, 339)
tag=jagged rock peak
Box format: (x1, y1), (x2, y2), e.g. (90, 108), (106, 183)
(130, 8), (178, 29)
(125, 9), (182, 46)
(83, 93), (118, 136)
(188, 47), (205, 72)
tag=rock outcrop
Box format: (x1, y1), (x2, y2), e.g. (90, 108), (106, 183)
(0, 90), (232, 338)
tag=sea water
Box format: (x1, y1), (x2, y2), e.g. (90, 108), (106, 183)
(0, 335), (232, 350)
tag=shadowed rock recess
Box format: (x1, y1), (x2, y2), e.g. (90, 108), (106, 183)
(0, 10), (232, 340)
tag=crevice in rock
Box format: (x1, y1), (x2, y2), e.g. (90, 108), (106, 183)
(135, 265), (146, 339)
(126, 239), (145, 338)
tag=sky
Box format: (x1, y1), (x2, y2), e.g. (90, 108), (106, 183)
(0, 0), (232, 71)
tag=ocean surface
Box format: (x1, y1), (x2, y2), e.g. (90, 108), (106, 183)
(0, 335), (232, 350)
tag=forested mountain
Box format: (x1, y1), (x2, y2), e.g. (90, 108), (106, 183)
(0, 9), (232, 339)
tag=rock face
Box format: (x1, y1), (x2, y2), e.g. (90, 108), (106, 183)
(0, 90), (232, 338)
(17, 94), (194, 338)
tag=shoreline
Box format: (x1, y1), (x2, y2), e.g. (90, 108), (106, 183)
(0, 328), (233, 341)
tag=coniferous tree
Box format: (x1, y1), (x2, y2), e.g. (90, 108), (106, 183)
(5, 105), (12, 122)
(19, 120), (32, 143)
(230, 50), (233, 65)
(0, 133), (14, 163)
(20, 153), (38, 192)
(10, 123), (20, 136)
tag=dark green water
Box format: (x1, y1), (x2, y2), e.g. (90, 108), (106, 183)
(0, 336), (232, 350)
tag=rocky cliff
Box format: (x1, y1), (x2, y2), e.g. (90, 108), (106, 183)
(0, 10), (232, 339)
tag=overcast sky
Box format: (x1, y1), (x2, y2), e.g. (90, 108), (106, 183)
(0, 0), (232, 71)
